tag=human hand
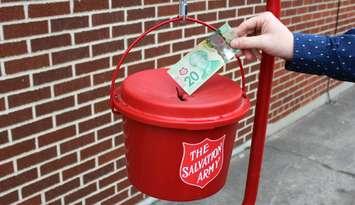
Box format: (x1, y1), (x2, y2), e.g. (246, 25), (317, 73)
(230, 12), (294, 60)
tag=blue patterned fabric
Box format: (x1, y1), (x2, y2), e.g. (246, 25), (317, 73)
(285, 29), (355, 82)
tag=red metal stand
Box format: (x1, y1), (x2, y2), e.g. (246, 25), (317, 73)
(242, 1), (281, 205)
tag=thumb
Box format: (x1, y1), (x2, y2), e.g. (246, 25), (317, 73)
(230, 36), (264, 50)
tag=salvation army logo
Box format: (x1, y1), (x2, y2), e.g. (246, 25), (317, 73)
(179, 135), (225, 189)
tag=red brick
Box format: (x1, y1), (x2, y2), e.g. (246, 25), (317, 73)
(219, 9), (236, 19)
(158, 5), (178, 16)
(121, 193), (144, 205)
(229, 0), (246, 6)
(128, 34), (155, 47)
(56, 105), (91, 126)
(29, 2), (69, 18)
(64, 183), (97, 204)
(17, 146), (57, 170)
(83, 163), (114, 184)
(75, 57), (110, 75)
(208, 1), (226, 9)
(17, 195), (41, 205)
(112, 0), (141, 7)
(45, 178), (80, 201)
(31, 34), (71, 52)
(127, 7), (155, 21)
(113, 50), (142, 66)
(0, 6), (24, 22)
(131, 186), (140, 195)
(197, 12), (217, 22)
(255, 5), (266, 13)
(52, 46), (90, 65)
(101, 190), (129, 205)
(22, 174), (60, 198)
(0, 75), (30, 93)
(0, 41), (27, 57)
(157, 54), (180, 68)
(38, 125), (76, 147)
(93, 40), (124, 56)
(93, 70), (114, 85)
(78, 85), (109, 104)
(85, 186), (115, 204)
(0, 168), (37, 192)
(92, 11), (124, 26)
(33, 66), (72, 85)
(47, 199), (62, 205)
(189, 1), (206, 12)
(8, 87), (51, 108)
(172, 39), (194, 52)
(228, 18), (244, 27)
(5, 54), (49, 74)
(98, 147), (125, 165)
(81, 139), (112, 160)
(144, 19), (170, 30)
(184, 26), (205, 37)
(238, 125), (252, 136)
(158, 30), (182, 43)
(36, 96), (75, 116)
(79, 113), (111, 133)
(116, 157), (126, 170)
(62, 159), (95, 180)
(116, 177), (130, 192)
(0, 139), (35, 161)
(128, 60), (155, 74)
(114, 135), (124, 146)
(247, 0), (261, 3)
(3, 21), (48, 39)
(112, 22), (142, 37)
(99, 169), (126, 188)
(41, 153), (77, 175)
(60, 132), (95, 154)
(75, 28), (109, 44)
(238, 7), (253, 16)
(94, 99), (110, 113)
(0, 130), (8, 145)
(51, 16), (89, 32)
(0, 98), (5, 112)
(74, 0), (108, 12)
(0, 191), (18, 205)
(145, 45), (170, 59)
(0, 108), (32, 129)
(97, 124), (121, 140)
(0, 161), (14, 178)
(54, 76), (91, 96)
(143, 0), (170, 4)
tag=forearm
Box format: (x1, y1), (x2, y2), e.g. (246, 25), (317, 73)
(285, 30), (355, 82)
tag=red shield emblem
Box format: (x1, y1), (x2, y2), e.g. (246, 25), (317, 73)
(179, 135), (225, 189)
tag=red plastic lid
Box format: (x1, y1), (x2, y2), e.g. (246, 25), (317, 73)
(112, 69), (250, 130)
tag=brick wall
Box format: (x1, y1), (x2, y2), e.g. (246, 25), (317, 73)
(0, 0), (354, 204)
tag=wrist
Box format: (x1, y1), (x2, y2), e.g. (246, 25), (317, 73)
(284, 31), (294, 60)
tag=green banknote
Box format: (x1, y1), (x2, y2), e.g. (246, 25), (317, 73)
(168, 23), (240, 95)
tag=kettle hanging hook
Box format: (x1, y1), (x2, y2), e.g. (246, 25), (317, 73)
(179, 0), (188, 20)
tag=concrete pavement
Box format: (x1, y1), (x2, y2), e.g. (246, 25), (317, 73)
(155, 85), (355, 205)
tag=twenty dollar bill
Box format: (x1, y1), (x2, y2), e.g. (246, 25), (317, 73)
(168, 23), (241, 95)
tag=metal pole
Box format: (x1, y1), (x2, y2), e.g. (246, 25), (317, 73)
(241, 0), (281, 205)
(179, 0), (188, 20)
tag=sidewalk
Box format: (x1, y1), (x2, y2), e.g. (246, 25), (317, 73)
(156, 85), (355, 205)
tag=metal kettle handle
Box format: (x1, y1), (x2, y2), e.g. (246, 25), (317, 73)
(110, 16), (247, 112)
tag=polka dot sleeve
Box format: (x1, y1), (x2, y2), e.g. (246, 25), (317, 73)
(285, 29), (355, 82)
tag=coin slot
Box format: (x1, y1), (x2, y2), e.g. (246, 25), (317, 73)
(176, 87), (186, 101)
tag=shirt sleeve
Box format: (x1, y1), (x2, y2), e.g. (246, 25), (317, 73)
(285, 29), (355, 82)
